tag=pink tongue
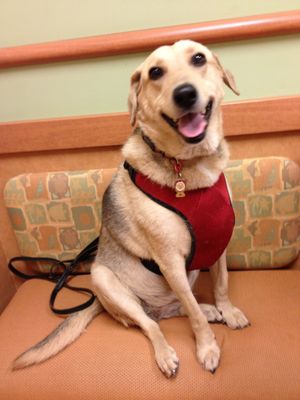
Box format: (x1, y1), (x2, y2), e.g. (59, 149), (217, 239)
(178, 113), (207, 138)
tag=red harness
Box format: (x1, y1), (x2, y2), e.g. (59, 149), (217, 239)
(124, 162), (235, 275)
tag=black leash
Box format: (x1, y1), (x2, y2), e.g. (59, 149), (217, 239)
(8, 237), (99, 315)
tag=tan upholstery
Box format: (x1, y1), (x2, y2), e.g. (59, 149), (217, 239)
(0, 270), (299, 399)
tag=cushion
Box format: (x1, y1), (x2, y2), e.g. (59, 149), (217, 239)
(4, 168), (115, 268)
(226, 157), (300, 269)
(3, 157), (300, 270)
(0, 270), (299, 399)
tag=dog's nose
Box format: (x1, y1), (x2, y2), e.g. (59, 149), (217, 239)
(173, 84), (198, 109)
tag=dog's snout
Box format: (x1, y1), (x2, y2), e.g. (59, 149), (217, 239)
(173, 84), (198, 109)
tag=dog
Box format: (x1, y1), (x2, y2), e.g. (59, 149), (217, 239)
(13, 40), (249, 377)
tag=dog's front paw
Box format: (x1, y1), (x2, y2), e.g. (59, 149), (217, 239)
(218, 303), (250, 329)
(155, 345), (179, 378)
(197, 338), (220, 373)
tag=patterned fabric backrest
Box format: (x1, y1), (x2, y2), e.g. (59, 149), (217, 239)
(226, 158), (300, 269)
(4, 169), (115, 270)
(3, 157), (300, 271)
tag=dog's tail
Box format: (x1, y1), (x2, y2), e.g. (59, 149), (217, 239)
(12, 299), (103, 370)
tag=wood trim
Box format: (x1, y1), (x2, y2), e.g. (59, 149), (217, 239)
(0, 112), (131, 155)
(0, 96), (299, 155)
(1, 10), (300, 69)
(222, 95), (300, 136)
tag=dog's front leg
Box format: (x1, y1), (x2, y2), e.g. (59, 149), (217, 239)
(210, 250), (250, 329)
(158, 254), (220, 373)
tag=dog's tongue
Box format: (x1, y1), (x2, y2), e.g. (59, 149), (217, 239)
(178, 113), (207, 138)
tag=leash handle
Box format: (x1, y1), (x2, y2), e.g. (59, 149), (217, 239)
(8, 237), (99, 315)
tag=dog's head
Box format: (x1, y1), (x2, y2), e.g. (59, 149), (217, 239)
(128, 40), (239, 159)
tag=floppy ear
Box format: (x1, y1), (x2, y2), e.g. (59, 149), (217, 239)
(128, 68), (142, 126)
(213, 53), (240, 96)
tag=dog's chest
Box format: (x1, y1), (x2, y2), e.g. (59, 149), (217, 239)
(125, 162), (235, 273)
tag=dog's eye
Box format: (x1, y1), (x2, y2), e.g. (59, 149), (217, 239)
(191, 53), (206, 67)
(149, 67), (164, 80)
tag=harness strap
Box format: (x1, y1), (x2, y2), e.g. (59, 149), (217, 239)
(124, 160), (235, 274)
(124, 161), (195, 275)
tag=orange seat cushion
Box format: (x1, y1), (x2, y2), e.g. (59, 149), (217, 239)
(0, 270), (299, 399)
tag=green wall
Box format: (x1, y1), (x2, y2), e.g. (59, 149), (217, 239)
(0, 0), (299, 122)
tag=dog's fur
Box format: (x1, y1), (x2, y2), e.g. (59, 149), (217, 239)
(13, 40), (249, 377)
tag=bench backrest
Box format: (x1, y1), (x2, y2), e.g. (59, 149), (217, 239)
(4, 157), (300, 271)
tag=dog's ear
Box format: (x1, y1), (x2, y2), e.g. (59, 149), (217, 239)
(128, 68), (142, 126)
(213, 53), (240, 96)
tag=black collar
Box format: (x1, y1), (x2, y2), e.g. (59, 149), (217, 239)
(140, 130), (166, 158)
(134, 128), (187, 197)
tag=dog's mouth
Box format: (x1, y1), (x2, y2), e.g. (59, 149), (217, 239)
(161, 99), (214, 144)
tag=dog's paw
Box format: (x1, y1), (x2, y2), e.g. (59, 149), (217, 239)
(155, 345), (179, 378)
(199, 304), (223, 323)
(218, 303), (250, 329)
(197, 338), (220, 373)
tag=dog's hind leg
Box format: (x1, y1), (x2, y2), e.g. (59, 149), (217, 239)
(155, 271), (223, 323)
(156, 302), (223, 323)
(210, 250), (250, 329)
(91, 263), (179, 378)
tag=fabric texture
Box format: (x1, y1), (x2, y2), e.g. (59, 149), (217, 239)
(3, 157), (300, 270)
(226, 157), (300, 269)
(4, 168), (115, 271)
(0, 270), (299, 400)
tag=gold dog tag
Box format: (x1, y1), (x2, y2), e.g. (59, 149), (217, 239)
(175, 179), (186, 198)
